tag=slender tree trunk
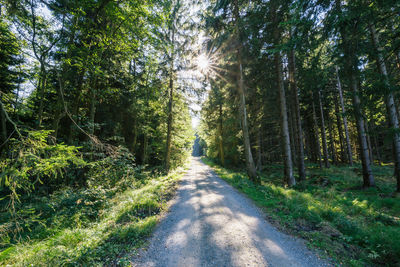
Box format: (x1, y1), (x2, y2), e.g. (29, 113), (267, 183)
(318, 90), (330, 168)
(334, 92), (346, 162)
(370, 24), (400, 191)
(364, 120), (374, 164)
(352, 74), (375, 187)
(336, 0), (374, 187)
(276, 52), (295, 186)
(165, 70), (174, 172)
(288, 101), (297, 166)
(371, 118), (382, 165)
(52, 77), (66, 138)
(288, 49), (306, 180)
(312, 100), (323, 168)
(165, 22), (175, 172)
(270, 1), (295, 186)
(327, 112), (338, 165)
(142, 134), (148, 165)
(336, 66), (353, 165)
(233, 0), (258, 183)
(89, 84), (96, 135)
(273, 53), (294, 184)
(37, 64), (47, 127)
(0, 100), (6, 144)
(256, 127), (262, 171)
(218, 102), (225, 166)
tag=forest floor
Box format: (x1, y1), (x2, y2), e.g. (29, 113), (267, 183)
(202, 158), (400, 266)
(0, 166), (187, 266)
(132, 157), (329, 267)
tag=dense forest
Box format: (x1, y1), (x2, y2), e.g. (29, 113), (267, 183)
(200, 0), (400, 190)
(1, 0), (400, 266)
(0, 0), (196, 265)
(198, 0), (400, 265)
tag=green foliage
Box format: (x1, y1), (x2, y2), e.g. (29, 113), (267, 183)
(204, 158), (400, 266)
(0, 160), (187, 266)
(86, 146), (137, 190)
(0, 130), (85, 200)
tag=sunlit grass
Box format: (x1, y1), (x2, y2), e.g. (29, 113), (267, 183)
(0, 167), (187, 266)
(203, 157), (400, 266)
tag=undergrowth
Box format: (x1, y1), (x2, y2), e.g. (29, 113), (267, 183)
(203, 157), (400, 267)
(0, 163), (186, 266)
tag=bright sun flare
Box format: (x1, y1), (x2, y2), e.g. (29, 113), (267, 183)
(197, 54), (210, 72)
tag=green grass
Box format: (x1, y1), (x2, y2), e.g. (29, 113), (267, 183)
(203, 157), (400, 266)
(0, 167), (186, 266)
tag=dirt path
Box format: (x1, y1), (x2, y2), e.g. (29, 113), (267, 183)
(133, 157), (330, 267)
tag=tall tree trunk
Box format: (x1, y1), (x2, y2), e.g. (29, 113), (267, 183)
(233, 0), (258, 183)
(288, 100), (297, 166)
(318, 90), (330, 168)
(288, 49), (306, 180)
(371, 118), (382, 165)
(336, 0), (374, 187)
(273, 51), (294, 184)
(256, 127), (262, 171)
(275, 52), (295, 186)
(336, 66), (353, 165)
(352, 74), (375, 187)
(334, 91), (346, 162)
(165, 69), (174, 172)
(165, 22), (175, 173)
(370, 24), (400, 191)
(271, 1), (295, 186)
(327, 112), (338, 165)
(312, 100), (323, 168)
(37, 64), (47, 127)
(218, 102), (225, 166)
(364, 120), (374, 164)
(142, 134), (148, 165)
(0, 100), (6, 145)
(89, 85), (96, 135)
(52, 77), (66, 138)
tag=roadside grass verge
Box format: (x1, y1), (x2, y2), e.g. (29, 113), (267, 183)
(0, 167), (186, 266)
(202, 157), (400, 266)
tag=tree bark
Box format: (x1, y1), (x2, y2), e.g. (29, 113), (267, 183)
(218, 101), (225, 166)
(288, 98), (297, 166)
(288, 49), (306, 180)
(335, 0), (374, 187)
(165, 67), (174, 172)
(275, 52), (295, 186)
(0, 100), (7, 145)
(327, 112), (338, 165)
(334, 91), (346, 162)
(89, 84), (96, 135)
(37, 64), (47, 127)
(364, 119), (374, 164)
(352, 74), (375, 187)
(312, 100), (323, 168)
(256, 127), (262, 171)
(336, 66), (353, 165)
(370, 24), (400, 191)
(233, 0), (259, 183)
(318, 90), (330, 168)
(165, 19), (175, 173)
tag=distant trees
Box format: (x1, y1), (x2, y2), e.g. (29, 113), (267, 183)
(200, 0), (400, 191)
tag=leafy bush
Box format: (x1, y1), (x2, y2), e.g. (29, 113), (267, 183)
(0, 130), (86, 199)
(0, 130), (86, 237)
(86, 146), (137, 191)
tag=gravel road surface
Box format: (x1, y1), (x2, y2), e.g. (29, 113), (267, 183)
(133, 157), (330, 267)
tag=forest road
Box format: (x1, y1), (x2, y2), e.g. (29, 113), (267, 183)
(132, 157), (330, 267)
